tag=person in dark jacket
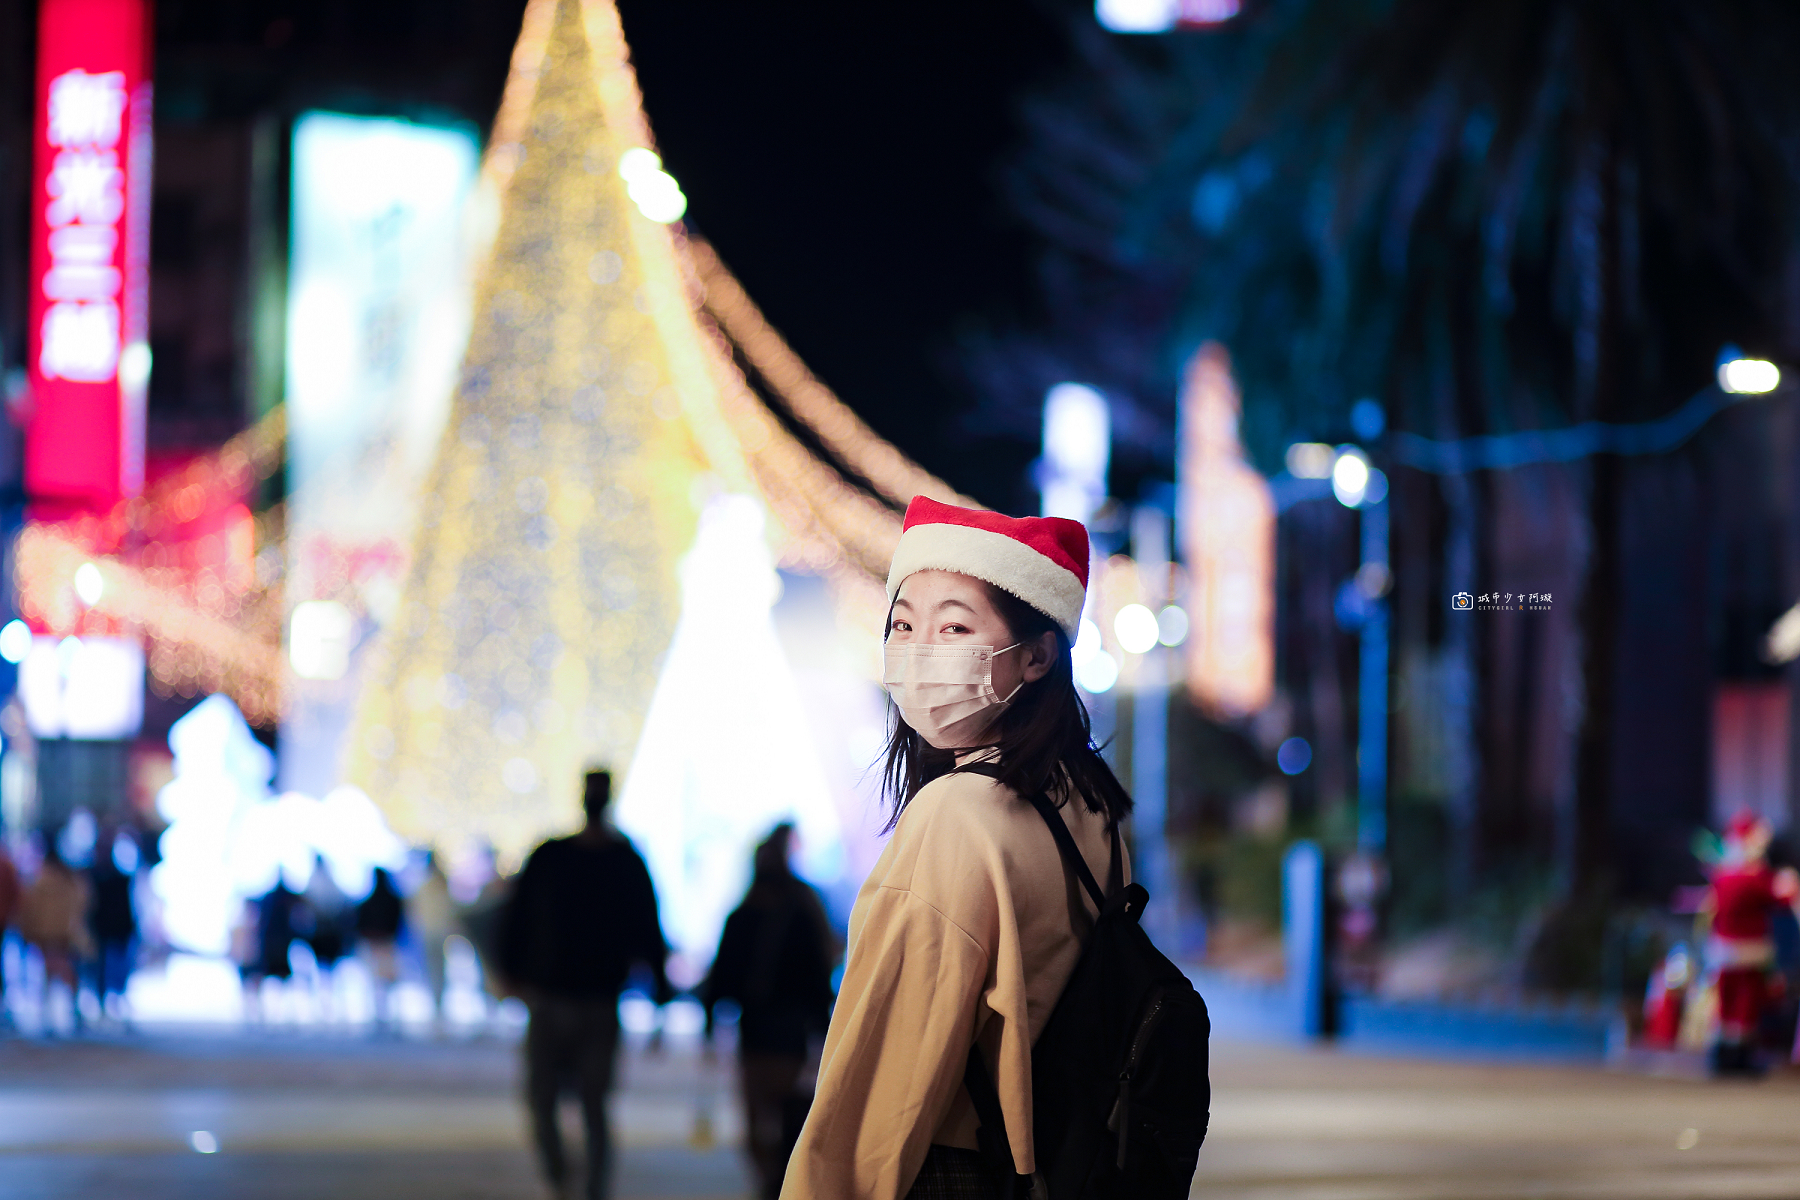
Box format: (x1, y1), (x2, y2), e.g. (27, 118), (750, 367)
(248, 881), (299, 1016)
(701, 823), (838, 1200)
(499, 770), (670, 1200)
(357, 867), (405, 1032)
(87, 825), (138, 1020)
(301, 854), (352, 1017)
(0, 838), (22, 1030)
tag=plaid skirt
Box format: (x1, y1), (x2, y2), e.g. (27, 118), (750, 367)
(905, 1145), (998, 1200)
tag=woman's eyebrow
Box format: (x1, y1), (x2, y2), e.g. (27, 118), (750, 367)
(934, 598), (977, 614)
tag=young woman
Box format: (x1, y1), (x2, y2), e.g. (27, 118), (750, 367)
(783, 498), (1132, 1200)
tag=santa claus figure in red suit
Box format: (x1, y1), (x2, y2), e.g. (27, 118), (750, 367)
(1704, 812), (1799, 1074)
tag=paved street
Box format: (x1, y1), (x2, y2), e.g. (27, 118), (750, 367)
(0, 1026), (748, 1200)
(1197, 1044), (1800, 1200)
(0, 1029), (1796, 1199)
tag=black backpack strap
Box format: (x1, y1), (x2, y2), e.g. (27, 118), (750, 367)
(1023, 793), (1107, 911)
(1107, 820), (1123, 896)
(962, 1042), (1030, 1198)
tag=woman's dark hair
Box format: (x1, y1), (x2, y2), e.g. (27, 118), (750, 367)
(879, 580), (1133, 831)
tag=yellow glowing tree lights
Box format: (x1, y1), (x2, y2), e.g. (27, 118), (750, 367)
(344, 0), (941, 857)
(1179, 342), (1274, 717)
(343, 0), (741, 858)
(14, 522), (285, 723)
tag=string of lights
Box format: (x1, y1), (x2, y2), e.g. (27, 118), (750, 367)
(12, 403), (289, 720)
(575, 2), (911, 605)
(14, 522), (283, 722)
(132, 405), (285, 541)
(689, 240), (976, 512)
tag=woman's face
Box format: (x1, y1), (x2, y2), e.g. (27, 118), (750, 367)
(889, 569), (1056, 697)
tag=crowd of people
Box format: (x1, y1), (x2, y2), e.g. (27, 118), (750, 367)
(0, 819), (142, 1034)
(231, 859), (441, 1028)
(0, 815), (519, 1034)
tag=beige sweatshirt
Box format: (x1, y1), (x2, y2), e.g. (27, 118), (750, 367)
(781, 765), (1124, 1200)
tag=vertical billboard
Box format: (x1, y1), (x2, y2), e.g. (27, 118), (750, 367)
(27, 0), (152, 515)
(1179, 342), (1275, 718)
(282, 114), (478, 797)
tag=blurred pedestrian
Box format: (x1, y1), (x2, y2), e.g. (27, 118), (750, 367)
(701, 824), (837, 1200)
(357, 867), (405, 1031)
(20, 839), (93, 1035)
(87, 825), (137, 1022)
(229, 897), (262, 1021)
(0, 839), (20, 1031)
(457, 842), (512, 1026)
(410, 850), (457, 1024)
(249, 881), (301, 1017)
(301, 855), (351, 1018)
(499, 769), (671, 1200)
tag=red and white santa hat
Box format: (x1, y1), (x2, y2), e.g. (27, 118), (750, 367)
(885, 496), (1090, 638)
(1724, 811), (1772, 848)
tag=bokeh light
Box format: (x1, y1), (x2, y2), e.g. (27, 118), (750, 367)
(0, 618), (32, 663)
(1073, 616), (1103, 666)
(74, 561), (103, 605)
(1284, 442), (1335, 479)
(1075, 648), (1119, 693)
(1719, 356), (1780, 394)
(1331, 447), (1370, 507)
(617, 146), (687, 223)
(1277, 735), (1312, 775)
(1115, 602), (1160, 654)
(1157, 604), (1189, 646)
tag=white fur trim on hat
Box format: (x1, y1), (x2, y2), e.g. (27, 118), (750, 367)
(886, 522), (1086, 638)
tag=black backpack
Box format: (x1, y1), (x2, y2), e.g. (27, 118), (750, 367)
(959, 771), (1210, 1200)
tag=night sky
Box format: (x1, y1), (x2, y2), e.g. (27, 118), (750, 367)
(616, 1), (1075, 511)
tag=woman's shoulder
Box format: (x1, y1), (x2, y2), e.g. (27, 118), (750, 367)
(873, 770), (1024, 939)
(887, 768), (1043, 880)
(903, 767), (1020, 841)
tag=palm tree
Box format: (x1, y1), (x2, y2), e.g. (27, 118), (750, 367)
(1000, 0), (1800, 975)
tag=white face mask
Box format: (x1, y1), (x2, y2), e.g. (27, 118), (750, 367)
(883, 641), (1022, 750)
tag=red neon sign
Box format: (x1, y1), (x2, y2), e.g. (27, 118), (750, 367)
(26, 0), (152, 515)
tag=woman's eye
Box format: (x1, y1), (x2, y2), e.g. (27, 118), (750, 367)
(891, 620), (912, 632)
(943, 624), (969, 635)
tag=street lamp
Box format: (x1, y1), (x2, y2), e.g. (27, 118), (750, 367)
(1331, 435), (1390, 853)
(1719, 357), (1780, 395)
(1331, 448), (1369, 507)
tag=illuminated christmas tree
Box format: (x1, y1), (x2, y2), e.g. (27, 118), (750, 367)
(348, 0), (965, 859)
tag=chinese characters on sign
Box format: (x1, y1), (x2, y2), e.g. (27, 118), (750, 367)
(41, 68), (127, 383)
(1454, 591), (1555, 611)
(26, 0), (152, 513)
